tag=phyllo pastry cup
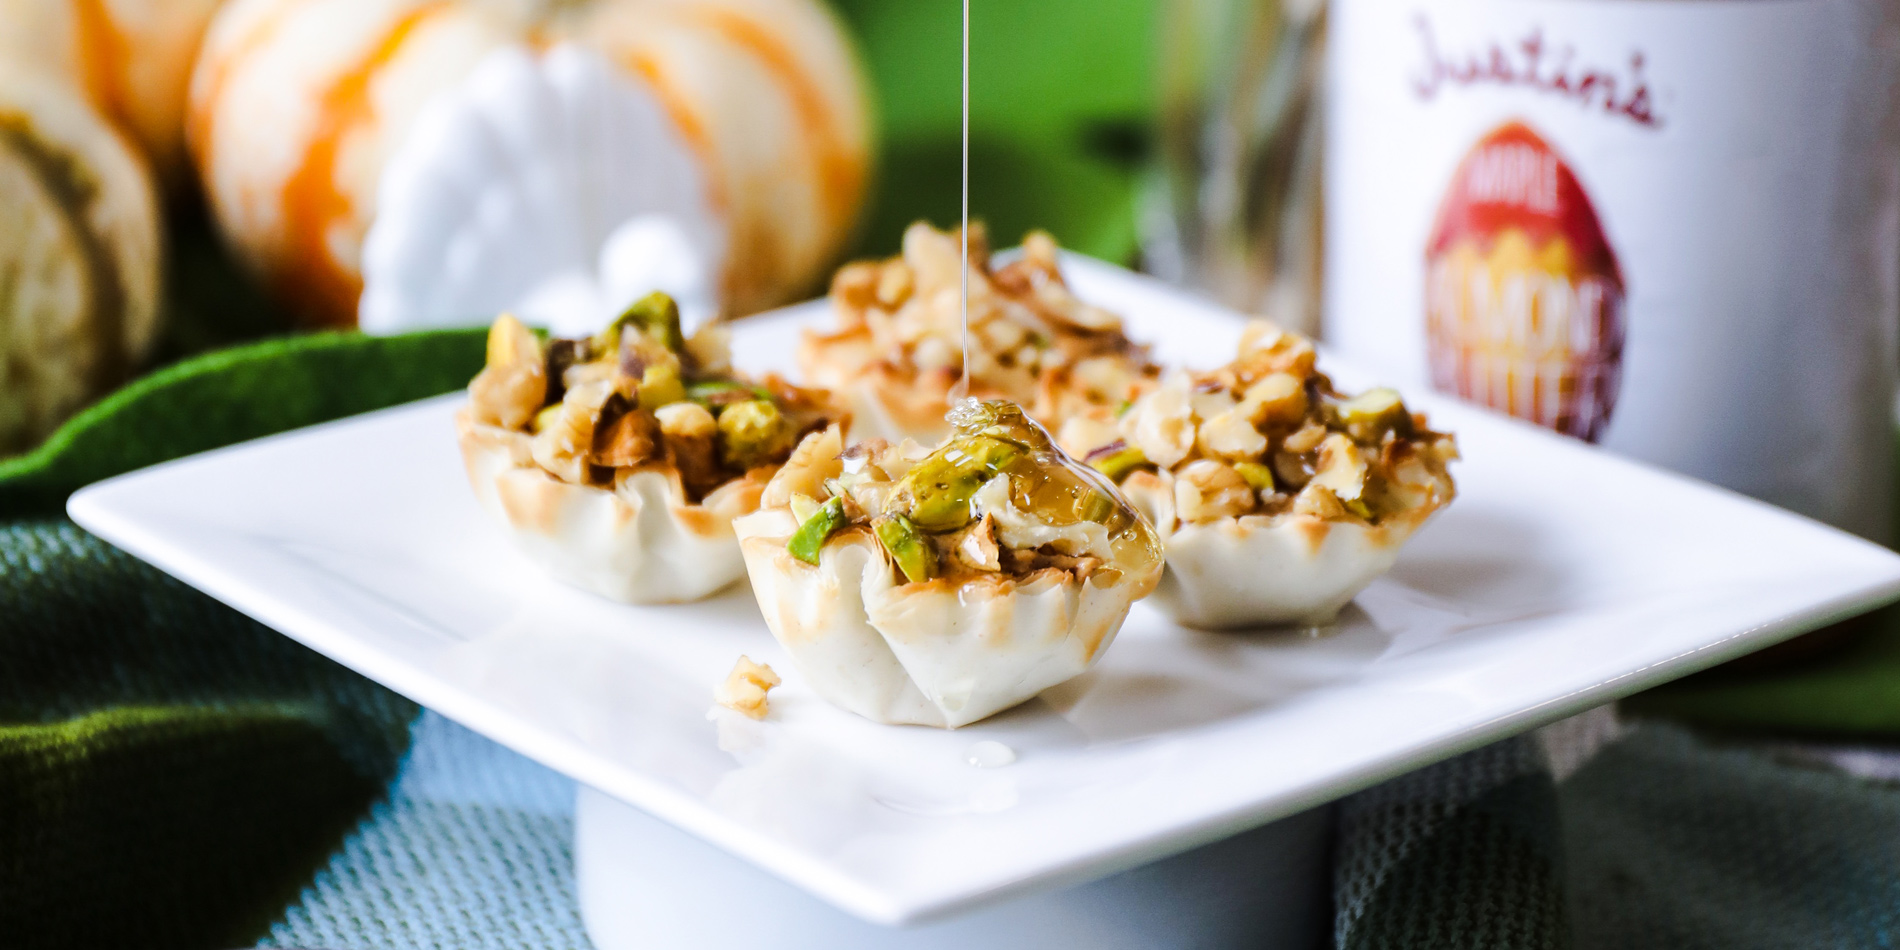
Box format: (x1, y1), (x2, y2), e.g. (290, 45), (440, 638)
(734, 400), (1164, 727)
(800, 222), (1159, 444)
(457, 295), (843, 604)
(1060, 322), (1459, 630)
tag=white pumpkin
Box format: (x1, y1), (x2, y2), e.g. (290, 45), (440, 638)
(358, 44), (722, 337)
(188, 0), (871, 329)
(0, 63), (161, 451)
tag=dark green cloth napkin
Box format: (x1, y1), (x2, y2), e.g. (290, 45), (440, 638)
(0, 330), (484, 950)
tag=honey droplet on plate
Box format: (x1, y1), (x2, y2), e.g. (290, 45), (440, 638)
(965, 740), (1017, 768)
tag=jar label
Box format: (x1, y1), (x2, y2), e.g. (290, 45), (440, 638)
(1424, 121), (1625, 441)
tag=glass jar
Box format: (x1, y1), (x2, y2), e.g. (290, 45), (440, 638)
(1325, 0), (1900, 542)
(1144, 0), (1328, 335)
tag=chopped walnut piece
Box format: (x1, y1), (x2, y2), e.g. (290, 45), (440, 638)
(1174, 459), (1256, 523)
(684, 323), (732, 375)
(1292, 483), (1348, 520)
(876, 260), (914, 307)
(1281, 422), (1328, 455)
(1002, 547), (1105, 579)
(830, 261), (880, 318)
(1235, 321), (1317, 379)
(1122, 377), (1196, 468)
(955, 514), (1003, 572)
(655, 402), (721, 494)
(656, 400), (716, 440)
(1189, 386), (1237, 421)
(715, 656), (781, 720)
(763, 425), (846, 509)
(912, 335), (959, 373)
(468, 314), (547, 429)
(978, 315), (1029, 353)
(1057, 415), (1123, 458)
(904, 220), (964, 291)
(1196, 410), (1268, 461)
(874, 439), (930, 481)
(1311, 433), (1369, 501)
(592, 406), (659, 468)
(532, 380), (614, 484)
(1239, 372), (1308, 428)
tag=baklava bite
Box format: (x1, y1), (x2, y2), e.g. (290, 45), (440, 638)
(1062, 322), (1458, 629)
(734, 399), (1163, 727)
(800, 222), (1159, 444)
(458, 293), (843, 603)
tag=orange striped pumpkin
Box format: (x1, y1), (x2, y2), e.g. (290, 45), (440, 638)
(0, 0), (224, 180)
(188, 0), (872, 329)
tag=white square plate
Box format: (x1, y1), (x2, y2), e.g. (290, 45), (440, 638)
(70, 258), (1900, 926)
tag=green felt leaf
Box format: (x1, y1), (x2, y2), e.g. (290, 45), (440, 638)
(0, 329), (485, 517)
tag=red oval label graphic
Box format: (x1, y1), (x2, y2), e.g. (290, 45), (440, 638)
(1425, 121), (1626, 441)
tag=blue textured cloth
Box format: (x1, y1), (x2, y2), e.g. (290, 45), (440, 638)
(257, 713), (589, 949)
(250, 711), (1900, 950)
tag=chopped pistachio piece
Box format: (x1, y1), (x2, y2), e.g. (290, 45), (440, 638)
(787, 497), (847, 565)
(687, 379), (770, 407)
(637, 362), (687, 410)
(602, 291), (685, 353)
(899, 435), (1022, 532)
(1088, 445), (1148, 482)
(719, 399), (796, 470)
(874, 513), (935, 583)
(1076, 490), (1117, 526)
(1338, 387), (1411, 442)
(1233, 460), (1277, 492)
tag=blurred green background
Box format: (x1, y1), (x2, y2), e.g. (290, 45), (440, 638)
(829, 0), (1158, 263)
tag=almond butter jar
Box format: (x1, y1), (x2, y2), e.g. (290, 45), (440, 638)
(1324, 0), (1900, 542)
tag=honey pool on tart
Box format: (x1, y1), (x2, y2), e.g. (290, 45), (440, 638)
(1060, 321), (1459, 630)
(800, 223), (1159, 444)
(733, 400), (1164, 728)
(457, 293), (843, 604)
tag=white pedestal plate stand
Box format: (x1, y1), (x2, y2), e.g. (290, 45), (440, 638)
(576, 786), (1334, 950)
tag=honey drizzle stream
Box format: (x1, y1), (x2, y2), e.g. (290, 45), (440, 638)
(953, 0), (971, 404)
